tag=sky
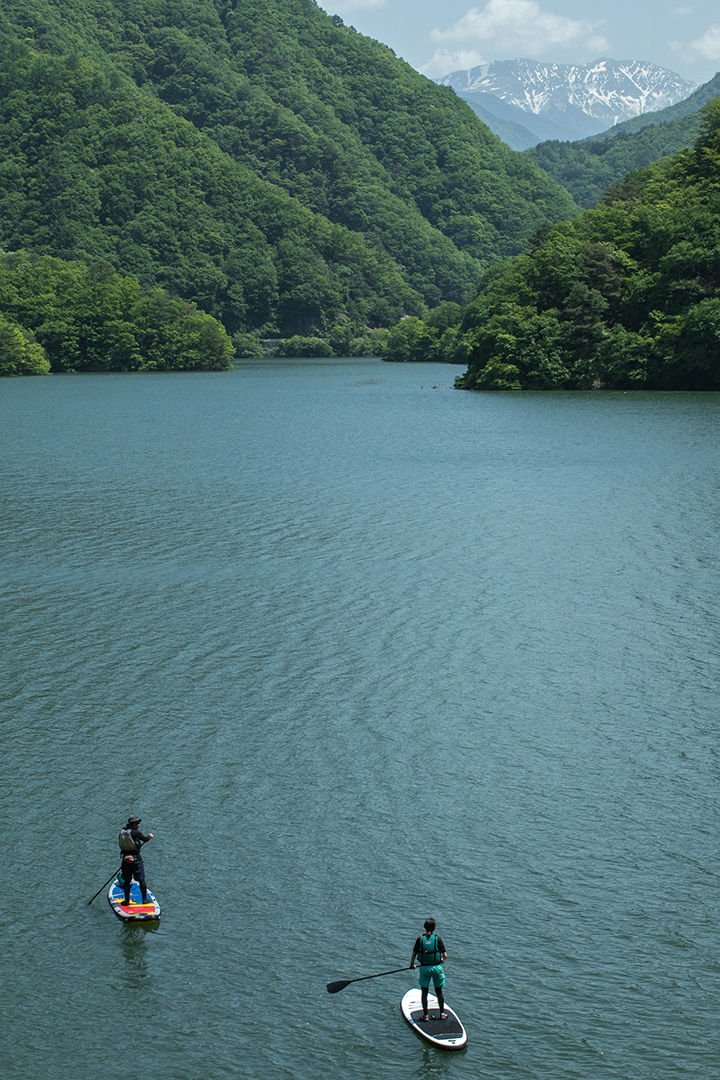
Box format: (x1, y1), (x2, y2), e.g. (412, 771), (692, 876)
(316, 0), (720, 86)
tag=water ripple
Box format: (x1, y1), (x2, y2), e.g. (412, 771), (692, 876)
(2, 368), (720, 1079)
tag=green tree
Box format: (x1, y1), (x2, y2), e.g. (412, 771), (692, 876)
(276, 335), (334, 357)
(383, 316), (439, 362)
(0, 250), (234, 373)
(0, 0), (579, 343)
(0, 313), (50, 374)
(660, 299), (720, 389)
(452, 100), (720, 390)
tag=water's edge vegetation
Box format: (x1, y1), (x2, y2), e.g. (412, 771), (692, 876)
(0, 0), (576, 374)
(1, 0), (720, 386)
(389, 102), (720, 391)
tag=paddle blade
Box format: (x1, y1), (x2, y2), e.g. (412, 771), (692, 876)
(326, 980), (351, 994)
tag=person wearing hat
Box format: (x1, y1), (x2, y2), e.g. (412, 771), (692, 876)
(118, 816), (154, 906)
(410, 918), (448, 1022)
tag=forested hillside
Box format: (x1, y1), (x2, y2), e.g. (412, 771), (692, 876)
(0, 0), (578, 364)
(527, 73), (720, 208)
(387, 101), (720, 391)
(0, 250), (234, 375)
(0, 48), (423, 354)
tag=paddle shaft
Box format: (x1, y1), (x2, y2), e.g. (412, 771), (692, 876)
(87, 865), (123, 905)
(326, 966), (414, 993)
(88, 835), (153, 904)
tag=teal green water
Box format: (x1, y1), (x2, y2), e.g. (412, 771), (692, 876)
(2, 361), (720, 1079)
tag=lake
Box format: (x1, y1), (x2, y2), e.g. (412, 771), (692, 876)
(2, 359), (720, 1079)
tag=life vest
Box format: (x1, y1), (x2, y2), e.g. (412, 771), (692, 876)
(118, 828), (139, 853)
(418, 933), (442, 966)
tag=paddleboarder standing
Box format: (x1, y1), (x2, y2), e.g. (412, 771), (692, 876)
(119, 815), (154, 905)
(410, 918), (447, 1021)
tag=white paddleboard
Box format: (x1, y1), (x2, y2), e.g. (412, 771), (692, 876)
(401, 987), (467, 1051)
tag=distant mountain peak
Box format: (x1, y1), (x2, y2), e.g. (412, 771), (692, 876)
(438, 58), (696, 144)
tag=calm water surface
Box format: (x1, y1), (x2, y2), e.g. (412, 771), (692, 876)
(1, 360), (720, 1080)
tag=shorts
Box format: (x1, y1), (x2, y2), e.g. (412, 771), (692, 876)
(418, 964), (445, 990)
(121, 856), (145, 883)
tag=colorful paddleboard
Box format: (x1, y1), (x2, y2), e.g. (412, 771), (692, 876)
(108, 879), (161, 922)
(401, 988), (467, 1051)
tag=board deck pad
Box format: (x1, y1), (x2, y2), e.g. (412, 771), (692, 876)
(108, 879), (161, 922)
(401, 988), (467, 1051)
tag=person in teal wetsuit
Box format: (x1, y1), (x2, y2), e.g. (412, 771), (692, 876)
(410, 917), (448, 1021)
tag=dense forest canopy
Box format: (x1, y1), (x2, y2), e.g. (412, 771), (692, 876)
(0, 0), (579, 368)
(526, 120), (703, 211)
(0, 250), (234, 375)
(387, 102), (720, 392)
(0, 49), (426, 350)
(526, 73), (720, 209)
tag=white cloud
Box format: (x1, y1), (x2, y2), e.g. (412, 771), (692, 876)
(429, 0), (608, 57)
(685, 24), (720, 61)
(420, 49), (488, 77)
(323, 0), (386, 12)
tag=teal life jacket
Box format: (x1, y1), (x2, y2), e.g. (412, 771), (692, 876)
(418, 932), (442, 966)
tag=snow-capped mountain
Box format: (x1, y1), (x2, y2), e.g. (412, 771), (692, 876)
(438, 59), (696, 145)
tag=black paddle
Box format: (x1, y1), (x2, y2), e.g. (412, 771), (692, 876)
(326, 966), (413, 994)
(87, 866), (123, 905)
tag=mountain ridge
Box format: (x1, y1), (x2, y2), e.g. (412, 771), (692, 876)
(526, 69), (720, 208)
(0, 0), (578, 350)
(439, 58), (696, 145)
(385, 100), (720, 391)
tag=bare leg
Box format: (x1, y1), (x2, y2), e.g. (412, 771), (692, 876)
(421, 987), (429, 1019)
(436, 986), (446, 1018)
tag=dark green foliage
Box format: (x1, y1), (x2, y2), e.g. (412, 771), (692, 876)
(231, 331), (264, 359)
(0, 313), (50, 374)
(526, 119), (703, 209)
(527, 72), (720, 209)
(381, 101), (720, 389)
(0, 0), (578, 367)
(383, 317), (441, 363)
(275, 335), (334, 358)
(0, 250), (234, 372)
(449, 100), (720, 390)
(0, 48), (423, 343)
